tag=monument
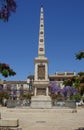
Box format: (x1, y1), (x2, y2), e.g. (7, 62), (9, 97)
(31, 6), (52, 108)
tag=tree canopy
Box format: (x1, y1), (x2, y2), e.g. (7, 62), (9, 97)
(0, 1), (16, 78)
(76, 51), (84, 60)
(0, 0), (16, 22)
(0, 63), (16, 77)
(63, 72), (84, 96)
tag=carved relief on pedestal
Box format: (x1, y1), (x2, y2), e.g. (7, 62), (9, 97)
(37, 88), (46, 95)
(38, 64), (45, 79)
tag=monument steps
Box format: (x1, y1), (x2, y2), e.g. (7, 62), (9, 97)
(31, 95), (52, 109)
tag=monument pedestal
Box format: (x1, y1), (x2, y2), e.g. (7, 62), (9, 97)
(31, 95), (52, 109)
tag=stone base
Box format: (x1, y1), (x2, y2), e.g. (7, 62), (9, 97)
(0, 118), (19, 127)
(31, 95), (52, 109)
(0, 113), (22, 130)
(0, 127), (22, 130)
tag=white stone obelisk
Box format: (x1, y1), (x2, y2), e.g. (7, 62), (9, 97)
(31, 6), (51, 108)
(33, 6), (49, 96)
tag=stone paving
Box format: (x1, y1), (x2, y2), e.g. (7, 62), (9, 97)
(0, 107), (84, 130)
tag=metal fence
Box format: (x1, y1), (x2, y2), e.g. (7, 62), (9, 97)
(7, 99), (31, 108)
(52, 99), (76, 108)
(6, 98), (76, 109)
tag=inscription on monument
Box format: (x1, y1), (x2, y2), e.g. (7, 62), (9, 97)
(37, 88), (46, 95)
(38, 65), (45, 79)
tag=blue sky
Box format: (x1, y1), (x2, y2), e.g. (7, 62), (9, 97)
(0, 0), (84, 81)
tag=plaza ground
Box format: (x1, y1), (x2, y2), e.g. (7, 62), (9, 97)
(0, 107), (84, 130)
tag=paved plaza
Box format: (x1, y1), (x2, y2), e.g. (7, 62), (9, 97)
(0, 107), (84, 130)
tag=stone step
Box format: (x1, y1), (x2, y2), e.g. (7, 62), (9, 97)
(0, 118), (19, 127)
(31, 96), (52, 109)
(9, 127), (22, 130)
(0, 127), (22, 130)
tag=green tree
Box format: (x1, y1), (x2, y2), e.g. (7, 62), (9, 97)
(63, 73), (84, 96)
(75, 51), (84, 94)
(76, 51), (84, 60)
(0, 63), (16, 105)
(0, 63), (16, 77)
(0, 0), (16, 76)
(0, 1), (16, 105)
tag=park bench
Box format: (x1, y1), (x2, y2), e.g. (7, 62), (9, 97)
(0, 112), (22, 130)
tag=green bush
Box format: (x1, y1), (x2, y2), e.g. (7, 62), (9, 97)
(70, 94), (81, 101)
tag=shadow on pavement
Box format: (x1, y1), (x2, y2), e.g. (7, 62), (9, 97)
(75, 127), (84, 130)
